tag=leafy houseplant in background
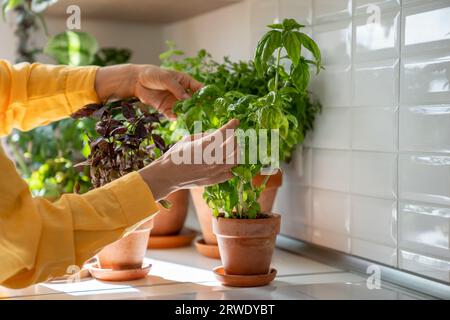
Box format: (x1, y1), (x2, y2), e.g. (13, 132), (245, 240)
(172, 19), (323, 285)
(72, 99), (168, 281)
(2, 0), (135, 199)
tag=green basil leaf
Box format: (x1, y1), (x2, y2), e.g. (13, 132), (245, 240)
(262, 30), (282, 66)
(283, 31), (301, 66)
(254, 31), (272, 77)
(255, 30), (282, 77)
(298, 32), (322, 74)
(282, 18), (305, 31)
(158, 199), (172, 209)
(291, 60), (310, 92)
(267, 23), (283, 30)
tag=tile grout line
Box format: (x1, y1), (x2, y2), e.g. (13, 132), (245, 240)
(396, 0), (404, 271)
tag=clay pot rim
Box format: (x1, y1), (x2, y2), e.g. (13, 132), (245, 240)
(213, 213), (281, 238)
(215, 213), (281, 223)
(252, 170), (283, 189)
(131, 227), (152, 234)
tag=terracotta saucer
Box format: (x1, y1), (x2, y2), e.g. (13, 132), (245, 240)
(213, 266), (277, 287)
(195, 238), (221, 259)
(148, 228), (197, 249)
(89, 263), (151, 282)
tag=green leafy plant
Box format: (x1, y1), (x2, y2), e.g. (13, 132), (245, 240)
(160, 40), (270, 96)
(44, 30), (99, 66)
(4, 7), (135, 197)
(172, 18), (322, 219)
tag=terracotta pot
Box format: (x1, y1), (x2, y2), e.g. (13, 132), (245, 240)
(152, 190), (189, 236)
(212, 214), (281, 275)
(97, 220), (153, 270)
(191, 187), (217, 245)
(191, 172), (283, 245)
(253, 171), (283, 213)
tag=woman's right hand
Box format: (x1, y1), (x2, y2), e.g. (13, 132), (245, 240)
(139, 119), (239, 200)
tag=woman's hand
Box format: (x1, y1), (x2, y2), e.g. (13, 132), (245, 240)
(95, 64), (202, 118)
(139, 119), (240, 201)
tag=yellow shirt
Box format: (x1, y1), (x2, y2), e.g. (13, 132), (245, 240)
(0, 61), (159, 289)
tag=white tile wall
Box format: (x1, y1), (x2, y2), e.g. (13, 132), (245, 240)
(257, 0), (450, 283)
(167, 0), (450, 284)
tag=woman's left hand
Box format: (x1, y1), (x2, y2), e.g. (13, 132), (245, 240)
(95, 64), (203, 118)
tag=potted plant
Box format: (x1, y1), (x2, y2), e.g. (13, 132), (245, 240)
(72, 99), (170, 281)
(174, 18), (322, 286)
(160, 41), (288, 258)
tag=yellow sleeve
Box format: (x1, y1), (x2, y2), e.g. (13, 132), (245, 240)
(0, 60), (100, 136)
(0, 61), (160, 288)
(0, 146), (159, 289)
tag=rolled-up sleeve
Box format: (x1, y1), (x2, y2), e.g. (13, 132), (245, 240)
(0, 60), (160, 288)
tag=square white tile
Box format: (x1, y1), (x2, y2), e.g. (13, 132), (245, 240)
(312, 107), (352, 150)
(312, 188), (351, 234)
(312, 149), (351, 192)
(351, 195), (397, 246)
(310, 64), (352, 107)
(351, 151), (398, 199)
(354, 8), (400, 61)
(313, 19), (352, 65)
(402, 1), (450, 56)
(399, 201), (450, 259)
(352, 106), (398, 152)
(353, 59), (400, 107)
(400, 54), (450, 106)
(399, 153), (450, 206)
(399, 105), (450, 153)
(275, 185), (312, 227)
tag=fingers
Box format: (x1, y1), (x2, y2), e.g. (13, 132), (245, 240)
(160, 70), (203, 100)
(138, 66), (204, 118)
(176, 71), (203, 93)
(135, 84), (176, 119)
(164, 75), (190, 100)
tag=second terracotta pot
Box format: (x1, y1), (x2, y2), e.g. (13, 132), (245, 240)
(191, 187), (217, 245)
(253, 170), (283, 213)
(212, 214), (281, 275)
(152, 190), (189, 236)
(97, 220), (153, 270)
